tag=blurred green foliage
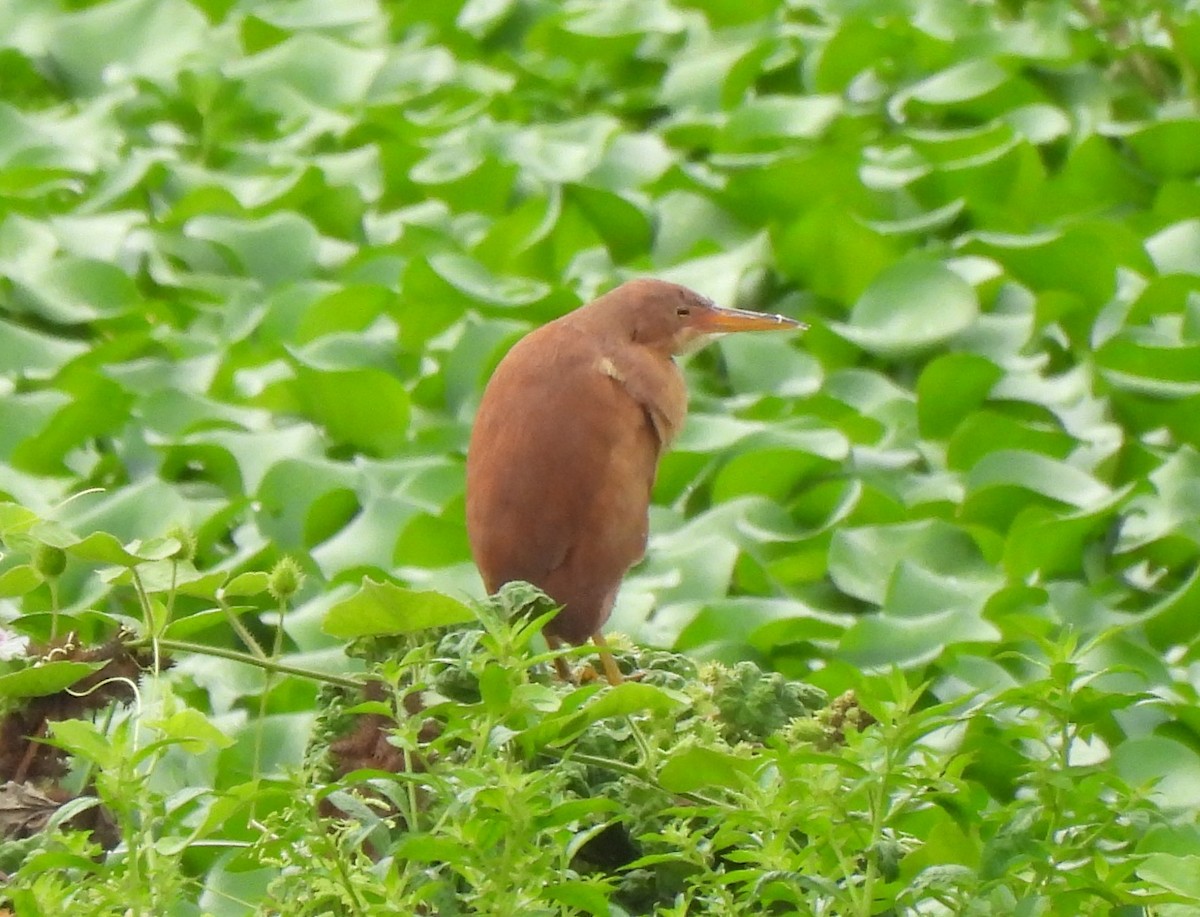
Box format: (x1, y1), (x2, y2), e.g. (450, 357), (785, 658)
(3, 0), (1200, 912)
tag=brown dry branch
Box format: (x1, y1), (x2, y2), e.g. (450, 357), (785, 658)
(0, 634), (162, 784)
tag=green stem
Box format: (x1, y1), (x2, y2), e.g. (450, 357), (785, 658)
(48, 578), (61, 642)
(142, 637), (364, 690)
(543, 748), (725, 808)
(220, 599), (267, 659)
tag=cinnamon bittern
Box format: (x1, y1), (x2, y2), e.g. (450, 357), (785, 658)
(466, 279), (804, 683)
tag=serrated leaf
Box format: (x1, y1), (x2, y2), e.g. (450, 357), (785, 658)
(659, 745), (759, 793)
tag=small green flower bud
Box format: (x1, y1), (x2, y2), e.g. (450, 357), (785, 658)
(33, 543), (67, 578)
(267, 556), (305, 601)
(166, 525), (197, 562)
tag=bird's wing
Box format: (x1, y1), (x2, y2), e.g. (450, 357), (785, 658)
(466, 327), (659, 606)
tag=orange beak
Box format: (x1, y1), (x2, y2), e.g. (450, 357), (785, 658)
(690, 304), (807, 333)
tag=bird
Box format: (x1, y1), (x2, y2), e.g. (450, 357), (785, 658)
(466, 279), (805, 683)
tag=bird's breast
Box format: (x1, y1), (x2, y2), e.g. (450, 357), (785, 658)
(594, 346), (687, 454)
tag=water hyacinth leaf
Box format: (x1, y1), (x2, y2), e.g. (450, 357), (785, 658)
(775, 201), (899, 304)
(916, 353), (1003, 439)
(292, 364), (410, 456)
(229, 32), (387, 109)
(711, 447), (838, 504)
(674, 597), (849, 653)
(427, 251), (552, 307)
(1003, 491), (1130, 579)
(1146, 220), (1200, 277)
(10, 256), (143, 324)
(46, 0), (208, 93)
(1113, 736), (1200, 810)
(961, 452), (1115, 532)
(12, 377), (134, 476)
(563, 184), (652, 263)
(1125, 119), (1200, 179)
(323, 579), (475, 638)
(1096, 337), (1200, 396)
(0, 394), (68, 461)
(946, 410), (1074, 471)
(883, 559), (998, 620)
(840, 607), (1000, 670)
(255, 458), (360, 548)
(965, 450), (1111, 510)
(830, 259), (978, 358)
(1139, 854), (1200, 899)
(1115, 447), (1200, 554)
(829, 520), (989, 606)
(0, 320), (89, 378)
(457, 0), (518, 37)
(185, 212), (321, 287)
(658, 233), (771, 309)
(1001, 103), (1071, 144)
(965, 226), (1127, 306)
(717, 327), (823, 398)
(723, 95), (842, 145)
(890, 59), (1010, 118)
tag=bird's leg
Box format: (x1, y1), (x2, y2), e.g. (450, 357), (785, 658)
(546, 635), (575, 682)
(592, 632), (624, 685)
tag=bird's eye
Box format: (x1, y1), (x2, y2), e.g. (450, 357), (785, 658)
(676, 307), (690, 317)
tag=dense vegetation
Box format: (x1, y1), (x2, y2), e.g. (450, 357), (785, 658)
(3, 0), (1200, 913)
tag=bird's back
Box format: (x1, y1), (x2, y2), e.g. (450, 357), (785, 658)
(466, 319), (663, 643)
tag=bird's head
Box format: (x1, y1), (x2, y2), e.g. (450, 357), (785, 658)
(588, 279), (805, 356)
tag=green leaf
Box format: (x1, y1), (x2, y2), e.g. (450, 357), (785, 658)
(916, 353), (1003, 439)
(47, 0), (208, 93)
(890, 59), (1010, 115)
(323, 579), (475, 638)
(224, 572), (271, 597)
(543, 879), (614, 915)
(965, 450), (1112, 509)
(147, 708), (234, 753)
(229, 32), (386, 108)
(1126, 119), (1200, 179)
(831, 259), (978, 358)
(564, 184), (652, 263)
(291, 364), (410, 456)
(0, 319), (89, 379)
(1114, 736), (1200, 810)
(45, 718), (114, 766)
(1146, 220), (1200, 277)
(0, 503), (39, 535)
(520, 682), (684, 748)
(185, 212), (320, 287)
(829, 520), (989, 606)
(724, 95), (841, 144)
(1138, 853), (1200, 898)
(63, 532), (183, 566)
(659, 745), (759, 792)
(0, 661), (103, 699)
(0, 564), (44, 597)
